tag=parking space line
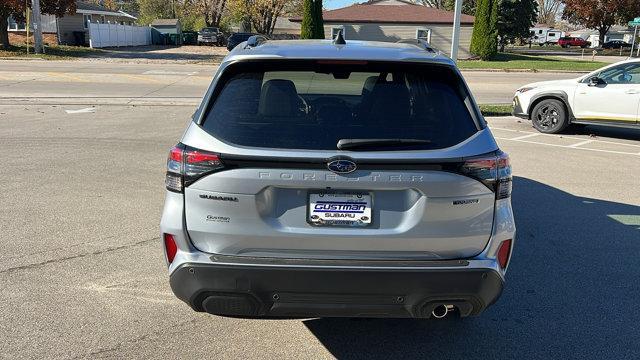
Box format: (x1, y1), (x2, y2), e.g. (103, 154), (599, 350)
(568, 139), (594, 148)
(494, 137), (640, 157)
(509, 133), (540, 141)
(491, 126), (640, 148)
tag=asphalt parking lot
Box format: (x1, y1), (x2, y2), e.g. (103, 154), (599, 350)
(1, 60), (639, 359)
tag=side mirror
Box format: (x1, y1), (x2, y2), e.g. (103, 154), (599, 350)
(588, 76), (605, 87)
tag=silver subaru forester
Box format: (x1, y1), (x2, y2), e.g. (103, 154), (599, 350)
(160, 36), (515, 319)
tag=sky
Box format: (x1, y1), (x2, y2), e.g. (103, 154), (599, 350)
(324, 0), (366, 10)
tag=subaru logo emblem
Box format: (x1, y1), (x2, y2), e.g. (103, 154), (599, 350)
(327, 158), (357, 174)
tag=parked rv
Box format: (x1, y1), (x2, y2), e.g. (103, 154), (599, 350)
(530, 27), (565, 46)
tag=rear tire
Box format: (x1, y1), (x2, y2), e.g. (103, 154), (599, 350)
(531, 99), (568, 134)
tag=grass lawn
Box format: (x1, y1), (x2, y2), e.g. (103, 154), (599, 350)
(479, 104), (513, 117)
(458, 53), (607, 72)
(0, 45), (104, 60)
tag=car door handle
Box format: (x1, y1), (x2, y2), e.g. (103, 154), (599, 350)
(626, 89), (640, 94)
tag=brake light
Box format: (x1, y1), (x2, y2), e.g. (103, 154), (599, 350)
(166, 144), (224, 192)
(164, 233), (178, 263)
(459, 151), (512, 199)
(497, 239), (512, 269)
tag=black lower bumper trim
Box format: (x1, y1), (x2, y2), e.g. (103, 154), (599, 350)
(169, 261), (504, 319)
(512, 96), (528, 119)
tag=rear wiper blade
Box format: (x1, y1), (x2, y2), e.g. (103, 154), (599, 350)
(337, 138), (431, 150)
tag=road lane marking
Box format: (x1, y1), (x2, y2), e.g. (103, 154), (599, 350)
(47, 72), (87, 82)
(494, 137), (640, 156)
(119, 74), (165, 84)
(142, 70), (197, 76)
(509, 133), (540, 141)
(568, 139), (594, 148)
(65, 107), (96, 114)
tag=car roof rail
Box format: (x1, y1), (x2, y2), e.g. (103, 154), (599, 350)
(245, 35), (269, 49)
(396, 39), (438, 53)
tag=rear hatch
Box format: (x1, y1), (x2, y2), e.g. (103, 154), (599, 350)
(175, 60), (506, 260)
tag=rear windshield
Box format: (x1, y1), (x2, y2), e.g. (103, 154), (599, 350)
(200, 61), (479, 151)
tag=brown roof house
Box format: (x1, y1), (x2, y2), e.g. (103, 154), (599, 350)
(291, 0), (475, 58)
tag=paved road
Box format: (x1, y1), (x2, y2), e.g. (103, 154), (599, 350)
(0, 59), (582, 105)
(1, 98), (639, 358)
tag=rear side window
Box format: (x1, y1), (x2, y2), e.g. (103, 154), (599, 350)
(201, 61), (479, 151)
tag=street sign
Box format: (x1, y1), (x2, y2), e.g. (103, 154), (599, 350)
(630, 17), (640, 26)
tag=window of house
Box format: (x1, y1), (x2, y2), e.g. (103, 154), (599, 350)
(83, 14), (92, 29)
(7, 16), (27, 31)
(416, 28), (431, 42)
(331, 26), (345, 40)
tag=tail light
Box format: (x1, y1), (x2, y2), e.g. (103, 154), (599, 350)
(164, 233), (178, 263)
(497, 239), (512, 269)
(166, 144), (224, 192)
(459, 151), (512, 199)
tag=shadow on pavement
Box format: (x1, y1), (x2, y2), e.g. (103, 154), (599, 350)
(90, 46), (225, 62)
(303, 176), (640, 359)
(565, 124), (640, 142)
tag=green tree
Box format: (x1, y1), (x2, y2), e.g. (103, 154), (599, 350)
(300, 0), (315, 39)
(444, 0), (477, 15)
(470, 0), (499, 59)
(497, 0), (538, 51)
(313, 0), (324, 39)
(138, 0), (174, 25)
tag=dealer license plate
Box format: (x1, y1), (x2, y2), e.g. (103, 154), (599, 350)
(308, 192), (372, 227)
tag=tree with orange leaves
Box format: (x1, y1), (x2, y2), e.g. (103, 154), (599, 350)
(1, 0), (76, 49)
(563, 0), (640, 46)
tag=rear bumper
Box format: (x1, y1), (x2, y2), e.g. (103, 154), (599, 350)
(169, 255), (504, 319)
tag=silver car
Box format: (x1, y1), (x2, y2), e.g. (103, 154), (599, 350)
(160, 36), (515, 319)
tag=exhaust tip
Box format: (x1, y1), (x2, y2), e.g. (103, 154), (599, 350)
(431, 304), (450, 319)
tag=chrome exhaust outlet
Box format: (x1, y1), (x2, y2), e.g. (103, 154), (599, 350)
(431, 304), (453, 319)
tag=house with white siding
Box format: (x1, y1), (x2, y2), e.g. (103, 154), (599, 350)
(290, 0), (475, 58)
(6, 1), (136, 46)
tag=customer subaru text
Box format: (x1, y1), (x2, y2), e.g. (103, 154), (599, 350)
(160, 36), (515, 319)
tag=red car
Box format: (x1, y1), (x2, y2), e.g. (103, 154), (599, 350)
(558, 37), (591, 48)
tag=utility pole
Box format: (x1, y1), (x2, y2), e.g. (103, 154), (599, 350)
(25, 2), (30, 54)
(450, 0), (463, 62)
(31, 0), (44, 54)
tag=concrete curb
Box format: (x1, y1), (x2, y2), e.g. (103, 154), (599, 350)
(0, 56), (220, 65)
(0, 97), (200, 106)
(0, 57), (46, 61)
(460, 68), (589, 74)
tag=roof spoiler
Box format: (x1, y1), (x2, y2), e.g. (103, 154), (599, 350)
(396, 39), (438, 53)
(245, 35), (269, 49)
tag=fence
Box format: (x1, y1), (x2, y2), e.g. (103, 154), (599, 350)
(89, 23), (152, 48)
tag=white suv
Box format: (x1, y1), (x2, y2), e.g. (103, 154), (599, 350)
(513, 59), (640, 133)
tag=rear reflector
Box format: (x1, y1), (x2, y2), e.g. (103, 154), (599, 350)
(164, 233), (178, 264)
(497, 239), (512, 269)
